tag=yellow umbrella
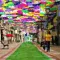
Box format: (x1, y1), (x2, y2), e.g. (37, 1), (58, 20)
(27, 12), (34, 16)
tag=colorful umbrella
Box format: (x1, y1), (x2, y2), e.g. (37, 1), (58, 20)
(6, 34), (13, 37)
(40, 0), (46, 4)
(17, 3), (28, 9)
(0, 0), (3, 6)
(21, 17), (35, 22)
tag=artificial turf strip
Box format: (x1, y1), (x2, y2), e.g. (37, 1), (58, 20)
(6, 42), (51, 60)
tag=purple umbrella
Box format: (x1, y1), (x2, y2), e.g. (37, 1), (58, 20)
(0, 0), (3, 6)
(16, 3), (28, 9)
(26, 2), (33, 7)
(21, 17), (36, 22)
(5, 9), (11, 12)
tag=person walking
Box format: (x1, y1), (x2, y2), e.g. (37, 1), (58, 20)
(2, 29), (9, 49)
(44, 30), (52, 52)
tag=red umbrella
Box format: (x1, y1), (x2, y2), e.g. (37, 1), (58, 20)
(6, 34), (13, 37)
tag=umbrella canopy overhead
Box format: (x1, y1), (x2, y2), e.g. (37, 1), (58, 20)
(21, 17), (36, 22)
(0, 0), (55, 23)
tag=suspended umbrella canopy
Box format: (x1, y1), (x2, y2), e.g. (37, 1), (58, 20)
(22, 9), (29, 13)
(1, 14), (8, 20)
(34, 10), (40, 17)
(0, 11), (5, 15)
(17, 3), (28, 9)
(2, 17), (8, 20)
(39, 4), (46, 16)
(28, 7), (34, 12)
(5, 8), (12, 12)
(26, 0), (32, 2)
(17, 10), (23, 15)
(3, 2), (14, 8)
(50, 4), (54, 8)
(0, 7), (4, 12)
(34, 5), (40, 9)
(21, 17), (36, 22)
(5, 9), (11, 14)
(37, 20), (46, 22)
(34, 10), (40, 14)
(12, 0), (20, 5)
(0, 0), (55, 22)
(40, 0), (46, 4)
(21, 0), (26, 2)
(26, 2), (33, 7)
(7, 2), (14, 8)
(8, 20), (14, 23)
(40, 10), (46, 16)
(27, 12), (34, 16)
(0, 0), (3, 6)
(50, 0), (55, 2)
(40, 4), (46, 8)
(50, 6), (57, 11)
(6, 14), (13, 18)
(46, 1), (54, 6)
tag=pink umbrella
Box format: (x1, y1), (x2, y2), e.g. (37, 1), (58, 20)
(40, 0), (46, 4)
(17, 10), (23, 15)
(17, 3), (28, 9)
(0, 8), (4, 12)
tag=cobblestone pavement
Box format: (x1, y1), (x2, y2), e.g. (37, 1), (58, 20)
(0, 42), (22, 60)
(33, 42), (60, 60)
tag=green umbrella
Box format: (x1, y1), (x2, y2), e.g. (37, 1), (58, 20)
(6, 2), (14, 8)
(26, 0), (32, 2)
(22, 9), (29, 13)
(7, 15), (13, 19)
(8, 20), (14, 23)
(0, 12), (5, 15)
(47, 1), (53, 4)
(50, 6), (57, 11)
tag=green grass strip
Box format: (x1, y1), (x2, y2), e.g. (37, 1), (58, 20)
(6, 42), (51, 60)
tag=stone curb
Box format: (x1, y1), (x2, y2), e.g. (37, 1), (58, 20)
(33, 42), (60, 60)
(0, 42), (22, 60)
